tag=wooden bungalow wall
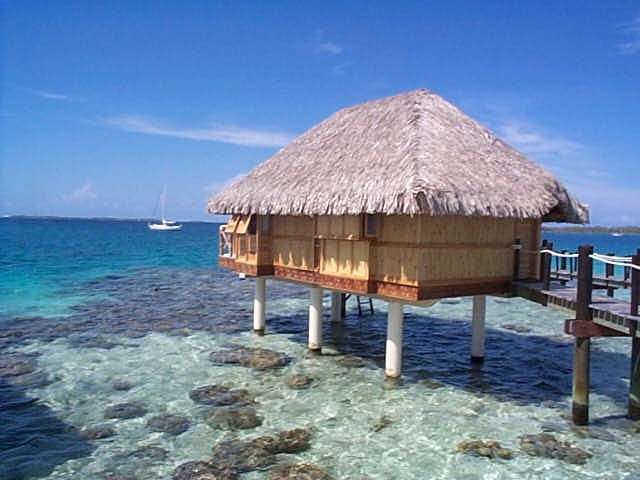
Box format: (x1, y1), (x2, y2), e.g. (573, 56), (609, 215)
(223, 214), (540, 300)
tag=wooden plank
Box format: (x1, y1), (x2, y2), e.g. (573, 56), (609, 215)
(564, 319), (628, 338)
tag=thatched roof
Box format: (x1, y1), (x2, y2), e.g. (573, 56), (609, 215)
(208, 89), (588, 223)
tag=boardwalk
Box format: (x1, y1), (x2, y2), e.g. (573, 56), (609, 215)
(515, 281), (640, 336)
(513, 243), (640, 425)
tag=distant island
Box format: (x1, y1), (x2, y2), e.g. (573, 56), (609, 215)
(542, 225), (640, 234)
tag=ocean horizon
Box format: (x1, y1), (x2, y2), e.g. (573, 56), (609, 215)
(2, 217), (640, 479)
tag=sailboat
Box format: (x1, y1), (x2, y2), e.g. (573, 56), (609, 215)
(148, 187), (182, 231)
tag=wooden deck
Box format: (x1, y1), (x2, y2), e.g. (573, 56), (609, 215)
(514, 280), (640, 336)
(513, 243), (640, 425)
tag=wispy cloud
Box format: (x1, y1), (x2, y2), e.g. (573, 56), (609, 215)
(104, 115), (295, 147)
(316, 41), (343, 55)
(498, 122), (582, 156)
(204, 174), (242, 195)
(64, 183), (96, 202)
(618, 15), (640, 55)
(313, 30), (343, 56)
(32, 89), (69, 101)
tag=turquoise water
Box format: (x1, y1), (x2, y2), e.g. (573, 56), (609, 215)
(1, 218), (640, 479)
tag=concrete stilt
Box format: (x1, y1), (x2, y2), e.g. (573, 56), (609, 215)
(385, 302), (404, 378)
(471, 295), (486, 363)
(253, 277), (266, 333)
(330, 291), (343, 323)
(308, 287), (323, 351)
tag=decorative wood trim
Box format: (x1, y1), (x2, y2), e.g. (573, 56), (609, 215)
(220, 258), (512, 301)
(419, 278), (512, 299)
(272, 266), (371, 294)
(374, 241), (512, 250)
(374, 281), (420, 301)
(218, 256), (273, 277)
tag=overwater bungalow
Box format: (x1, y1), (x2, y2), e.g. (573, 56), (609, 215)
(208, 89), (588, 378)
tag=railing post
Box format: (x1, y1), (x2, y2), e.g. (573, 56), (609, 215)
(606, 252), (615, 297)
(628, 249), (640, 420)
(512, 238), (521, 281)
(560, 250), (567, 271)
(559, 250), (569, 286)
(541, 241), (553, 291)
(539, 239), (548, 279)
(572, 244), (593, 425)
(631, 250), (640, 317)
(629, 323), (640, 420)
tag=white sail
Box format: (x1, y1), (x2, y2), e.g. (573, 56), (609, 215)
(148, 187), (182, 231)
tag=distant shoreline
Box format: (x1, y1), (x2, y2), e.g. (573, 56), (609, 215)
(2, 215), (219, 224)
(3, 215), (638, 231)
(542, 225), (640, 234)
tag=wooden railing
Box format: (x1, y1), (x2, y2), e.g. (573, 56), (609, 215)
(540, 241), (640, 310)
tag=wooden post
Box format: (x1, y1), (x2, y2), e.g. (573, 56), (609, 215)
(541, 241), (553, 290)
(606, 252), (615, 297)
(630, 251), (640, 419)
(560, 250), (567, 271)
(471, 295), (486, 363)
(559, 250), (569, 286)
(539, 239), (548, 279)
(385, 302), (403, 378)
(629, 323), (640, 420)
(253, 278), (266, 333)
(631, 250), (640, 316)
(572, 245), (593, 425)
(512, 238), (521, 281)
(308, 287), (323, 351)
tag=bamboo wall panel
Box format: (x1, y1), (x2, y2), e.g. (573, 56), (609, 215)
(372, 245), (418, 285)
(352, 241), (370, 277)
(320, 239), (369, 278)
(515, 219), (541, 279)
(323, 239), (339, 273)
(316, 215), (362, 239)
(379, 215), (419, 243)
(273, 238), (312, 270)
(423, 247), (511, 281)
(272, 215), (314, 237)
(419, 216), (514, 245)
(316, 216), (330, 237)
(343, 216), (361, 238)
(257, 234), (273, 265)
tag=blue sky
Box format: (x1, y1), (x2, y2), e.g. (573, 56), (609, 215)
(1, 1), (639, 225)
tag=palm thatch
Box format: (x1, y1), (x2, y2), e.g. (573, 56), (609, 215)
(208, 89), (588, 223)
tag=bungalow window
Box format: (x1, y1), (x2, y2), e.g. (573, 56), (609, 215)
(364, 214), (378, 237)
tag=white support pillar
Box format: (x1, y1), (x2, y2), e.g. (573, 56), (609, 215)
(308, 287), (323, 351)
(330, 291), (343, 323)
(385, 302), (404, 378)
(253, 277), (266, 333)
(471, 295), (486, 362)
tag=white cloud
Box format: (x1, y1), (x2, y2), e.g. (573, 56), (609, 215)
(618, 15), (640, 55)
(566, 179), (640, 226)
(33, 89), (69, 101)
(64, 183), (96, 202)
(498, 122), (582, 156)
(204, 173), (247, 196)
(105, 115), (295, 147)
(316, 42), (343, 55)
